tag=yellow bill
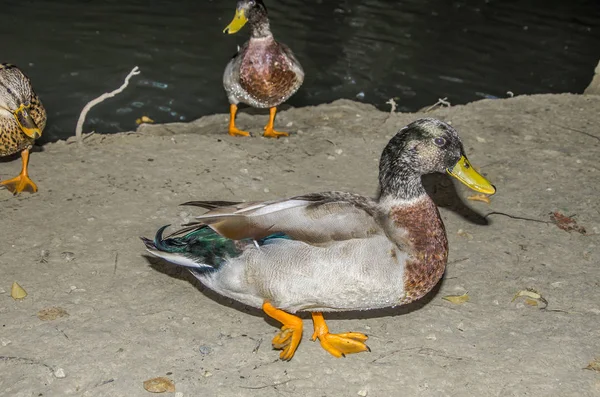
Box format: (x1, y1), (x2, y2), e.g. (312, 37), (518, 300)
(223, 9), (248, 34)
(13, 104), (41, 139)
(447, 155), (495, 195)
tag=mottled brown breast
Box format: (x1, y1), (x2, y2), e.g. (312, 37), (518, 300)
(391, 197), (449, 304)
(0, 91), (46, 157)
(0, 118), (34, 156)
(239, 40), (300, 106)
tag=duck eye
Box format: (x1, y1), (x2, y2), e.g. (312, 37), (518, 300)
(434, 137), (446, 147)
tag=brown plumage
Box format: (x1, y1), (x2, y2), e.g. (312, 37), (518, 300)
(391, 198), (448, 304)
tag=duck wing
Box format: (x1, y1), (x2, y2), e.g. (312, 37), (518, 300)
(178, 191), (382, 244)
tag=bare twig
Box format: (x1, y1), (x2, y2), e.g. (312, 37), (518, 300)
(252, 338), (263, 353)
(386, 98), (398, 114)
(75, 66), (141, 143)
(423, 97), (451, 113)
(447, 257), (469, 266)
(0, 356), (55, 373)
(549, 122), (600, 142)
(484, 211), (551, 224)
(113, 252), (119, 275)
(240, 379), (299, 390)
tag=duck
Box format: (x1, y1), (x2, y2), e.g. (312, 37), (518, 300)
(0, 63), (46, 194)
(142, 118), (495, 360)
(222, 0), (304, 138)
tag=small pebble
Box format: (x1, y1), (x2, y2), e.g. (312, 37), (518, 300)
(263, 188), (270, 193)
(54, 368), (66, 378)
(198, 345), (213, 355)
(240, 168), (249, 174)
(475, 136), (486, 143)
(426, 334), (437, 340)
(286, 121), (293, 127)
(175, 393), (184, 397)
(327, 155), (336, 161)
(1, 338), (12, 346)
(358, 389), (368, 397)
(334, 149), (343, 155)
(62, 252), (76, 262)
(203, 371), (213, 377)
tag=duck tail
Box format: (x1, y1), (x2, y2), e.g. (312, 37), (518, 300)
(141, 225), (242, 274)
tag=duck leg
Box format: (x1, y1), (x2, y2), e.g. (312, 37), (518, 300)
(263, 301), (303, 360)
(263, 107), (289, 138)
(0, 148), (37, 194)
(311, 312), (370, 358)
(228, 104), (251, 137)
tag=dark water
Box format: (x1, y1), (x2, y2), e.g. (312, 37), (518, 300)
(3, 0), (599, 143)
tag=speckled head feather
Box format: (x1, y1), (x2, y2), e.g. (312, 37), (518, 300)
(237, 0), (270, 38)
(378, 118), (465, 200)
(0, 64), (35, 111)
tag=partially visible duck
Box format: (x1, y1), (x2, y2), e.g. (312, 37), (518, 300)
(0, 63), (46, 194)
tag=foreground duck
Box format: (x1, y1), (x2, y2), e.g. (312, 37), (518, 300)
(0, 63), (46, 194)
(222, 0), (304, 138)
(142, 118), (495, 360)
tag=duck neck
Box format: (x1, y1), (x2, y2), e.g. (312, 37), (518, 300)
(378, 166), (426, 202)
(250, 17), (272, 38)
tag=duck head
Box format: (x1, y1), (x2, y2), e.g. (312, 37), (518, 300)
(0, 65), (41, 140)
(378, 118), (495, 201)
(223, 0), (271, 38)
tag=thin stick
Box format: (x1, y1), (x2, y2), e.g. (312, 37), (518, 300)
(75, 66), (141, 142)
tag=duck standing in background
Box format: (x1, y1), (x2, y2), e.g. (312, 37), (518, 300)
(142, 118), (496, 360)
(0, 63), (46, 194)
(223, 0), (304, 138)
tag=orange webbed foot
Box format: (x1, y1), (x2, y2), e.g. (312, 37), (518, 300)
(311, 312), (369, 358)
(228, 126), (251, 137)
(263, 302), (303, 361)
(0, 174), (38, 194)
(263, 125), (289, 139)
(263, 106), (289, 139)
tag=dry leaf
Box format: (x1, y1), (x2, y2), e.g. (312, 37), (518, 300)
(467, 194), (491, 204)
(136, 116), (155, 125)
(443, 292), (470, 304)
(550, 211), (586, 234)
(38, 307), (70, 321)
(585, 358), (600, 372)
(457, 229), (473, 240)
(11, 282), (27, 300)
(524, 298), (539, 306)
(511, 288), (548, 309)
(143, 377), (175, 393)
